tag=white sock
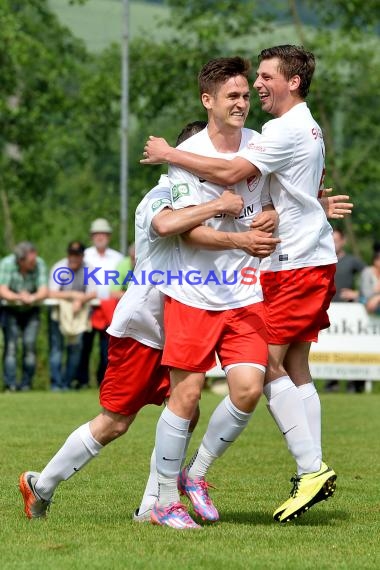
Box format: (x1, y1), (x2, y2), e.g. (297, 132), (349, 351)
(187, 396), (252, 479)
(298, 382), (322, 462)
(35, 422), (103, 500)
(137, 448), (159, 513)
(138, 430), (193, 514)
(155, 407), (190, 506)
(181, 431), (193, 468)
(264, 376), (320, 475)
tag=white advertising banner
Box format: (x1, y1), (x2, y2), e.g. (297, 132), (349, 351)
(207, 303), (380, 381)
(310, 302), (380, 380)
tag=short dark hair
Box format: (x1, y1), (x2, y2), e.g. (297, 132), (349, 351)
(258, 45), (315, 98)
(198, 56), (251, 98)
(67, 241), (85, 256)
(176, 121), (207, 146)
(333, 228), (345, 238)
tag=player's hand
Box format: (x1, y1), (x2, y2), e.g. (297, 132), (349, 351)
(140, 136), (172, 164)
(237, 230), (280, 258)
(250, 210), (278, 233)
(218, 190), (244, 217)
(319, 188), (353, 219)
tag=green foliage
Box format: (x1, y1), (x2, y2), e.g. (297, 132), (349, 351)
(302, 0), (380, 31)
(1, 0), (380, 262)
(0, 0), (121, 262)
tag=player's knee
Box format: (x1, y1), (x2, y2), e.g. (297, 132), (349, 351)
(103, 414), (135, 441)
(110, 421), (129, 438)
(178, 385), (202, 411)
(265, 363), (286, 382)
(246, 384), (263, 405)
(234, 384), (262, 410)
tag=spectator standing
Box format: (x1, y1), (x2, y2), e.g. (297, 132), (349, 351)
(325, 229), (366, 393)
(110, 242), (136, 300)
(76, 219), (123, 388)
(48, 242), (97, 391)
(0, 242), (48, 391)
(360, 247), (380, 315)
(332, 229), (365, 302)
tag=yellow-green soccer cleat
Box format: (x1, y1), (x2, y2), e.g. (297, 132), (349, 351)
(273, 474), (299, 521)
(277, 462), (337, 523)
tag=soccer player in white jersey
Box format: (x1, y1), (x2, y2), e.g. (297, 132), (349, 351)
(142, 45), (339, 523)
(145, 57), (281, 530)
(18, 138), (254, 520)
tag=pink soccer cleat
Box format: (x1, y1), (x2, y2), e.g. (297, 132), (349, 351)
(178, 468), (219, 522)
(151, 501), (201, 529)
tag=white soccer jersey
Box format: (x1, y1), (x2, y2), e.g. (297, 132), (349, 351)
(157, 127), (265, 310)
(239, 103), (337, 271)
(107, 176), (176, 349)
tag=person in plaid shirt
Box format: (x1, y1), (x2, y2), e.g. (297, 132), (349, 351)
(0, 241), (48, 391)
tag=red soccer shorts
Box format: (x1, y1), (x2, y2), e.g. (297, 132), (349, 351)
(100, 336), (170, 415)
(162, 297), (268, 372)
(260, 264), (336, 344)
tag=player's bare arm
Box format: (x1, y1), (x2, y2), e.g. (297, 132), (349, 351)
(182, 225), (280, 258)
(152, 190), (243, 237)
(319, 188), (353, 219)
(141, 136), (259, 186)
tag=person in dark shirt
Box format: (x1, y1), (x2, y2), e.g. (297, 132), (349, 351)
(332, 229), (365, 302)
(326, 229), (366, 393)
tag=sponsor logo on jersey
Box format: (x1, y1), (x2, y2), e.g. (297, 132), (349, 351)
(311, 127), (323, 140)
(172, 183), (190, 202)
(151, 198), (171, 211)
(215, 201), (259, 220)
(247, 175), (261, 192)
(247, 142), (266, 152)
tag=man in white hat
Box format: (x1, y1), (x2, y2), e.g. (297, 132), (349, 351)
(76, 218), (123, 388)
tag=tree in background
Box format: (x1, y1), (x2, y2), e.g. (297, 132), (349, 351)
(1, 0), (379, 263)
(0, 0), (121, 263)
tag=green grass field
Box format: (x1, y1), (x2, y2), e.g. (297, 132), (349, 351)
(1, 388), (379, 569)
